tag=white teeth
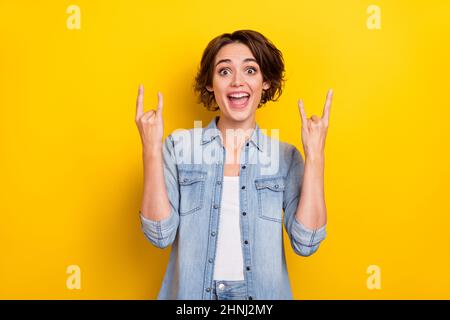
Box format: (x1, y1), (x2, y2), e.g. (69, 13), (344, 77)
(228, 93), (250, 98)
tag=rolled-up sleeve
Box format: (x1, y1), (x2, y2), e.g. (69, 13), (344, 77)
(283, 145), (327, 257)
(140, 209), (178, 249)
(290, 216), (327, 256)
(139, 134), (180, 249)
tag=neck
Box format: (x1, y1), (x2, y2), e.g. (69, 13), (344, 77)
(216, 115), (256, 151)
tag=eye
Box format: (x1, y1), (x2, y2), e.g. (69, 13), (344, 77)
(218, 68), (230, 76)
(247, 67), (257, 74)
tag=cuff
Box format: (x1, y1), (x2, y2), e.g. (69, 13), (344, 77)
(292, 216), (327, 247)
(139, 210), (178, 241)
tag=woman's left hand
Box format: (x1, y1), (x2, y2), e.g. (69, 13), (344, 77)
(297, 89), (333, 160)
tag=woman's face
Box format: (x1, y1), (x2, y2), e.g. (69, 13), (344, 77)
(206, 42), (270, 124)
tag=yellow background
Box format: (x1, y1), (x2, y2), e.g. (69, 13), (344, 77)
(1, 0), (449, 299)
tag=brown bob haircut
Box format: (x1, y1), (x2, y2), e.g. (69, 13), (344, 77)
(193, 30), (286, 111)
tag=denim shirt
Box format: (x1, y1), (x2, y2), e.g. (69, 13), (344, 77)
(139, 116), (327, 300)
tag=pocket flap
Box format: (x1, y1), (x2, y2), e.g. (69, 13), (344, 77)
(179, 170), (207, 185)
(255, 176), (285, 191)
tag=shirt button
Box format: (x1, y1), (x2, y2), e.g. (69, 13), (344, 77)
(275, 184), (279, 188)
(218, 283), (225, 290)
(217, 181), (222, 185)
(246, 266), (251, 271)
(241, 186), (245, 190)
(242, 165), (246, 169)
(249, 296), (253, 300)
(211, 232), (216, 237)
(206, 288), (211, 292)
(242, 212), (247, 216)
(246, 142), (249, 147)
(208, 258), (213, 263)
(213, 204), (219, 209)
(244, 240), (248, 245)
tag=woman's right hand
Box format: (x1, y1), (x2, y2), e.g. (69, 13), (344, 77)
(135, 84), (171, 224)
(135, 84), (164, 154)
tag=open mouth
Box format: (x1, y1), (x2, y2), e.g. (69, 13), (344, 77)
(227, 93), (250, 108)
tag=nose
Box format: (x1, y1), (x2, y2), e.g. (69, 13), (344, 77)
(231, 71), (244, 87)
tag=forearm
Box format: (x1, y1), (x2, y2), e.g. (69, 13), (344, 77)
(295, 155), (327, 229)
(140, 146), (171, 221)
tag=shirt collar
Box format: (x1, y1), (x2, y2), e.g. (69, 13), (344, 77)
(200, 115), (264, 152)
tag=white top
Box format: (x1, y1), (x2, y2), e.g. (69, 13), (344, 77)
(213, 175), (245, 280)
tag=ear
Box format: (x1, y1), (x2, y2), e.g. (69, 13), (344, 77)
(206, 85), (213, 92)
(262, 81), (270, 91)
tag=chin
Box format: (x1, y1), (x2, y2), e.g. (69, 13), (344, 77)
(226, 106), (254, 120)
(228, 112), (250, 122)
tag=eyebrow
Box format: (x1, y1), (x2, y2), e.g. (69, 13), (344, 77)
(215, 58), (258, 67)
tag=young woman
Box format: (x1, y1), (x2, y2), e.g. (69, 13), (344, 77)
(135, 30), (333, 300)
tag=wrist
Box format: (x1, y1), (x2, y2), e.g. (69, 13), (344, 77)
(143, 145), (163, 159)
(305, 153), (324, 165)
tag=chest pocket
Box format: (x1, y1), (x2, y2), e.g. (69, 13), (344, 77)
(178, 170), (207, 215)
(255, 176), (286, 223)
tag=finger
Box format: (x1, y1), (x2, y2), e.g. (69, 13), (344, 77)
(307, 119), (313, 131)
(142, 110), (156, 122)
(136, 84), (144, 119)
(321, 88), (333, 125)
(311, 115), (320, 122)
(297, 99), (308, 126)
(156, 91), (163, 118)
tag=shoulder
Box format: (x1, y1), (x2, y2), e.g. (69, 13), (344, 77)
(164, 126), (203, 149)
(279, 140), (303, 170)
